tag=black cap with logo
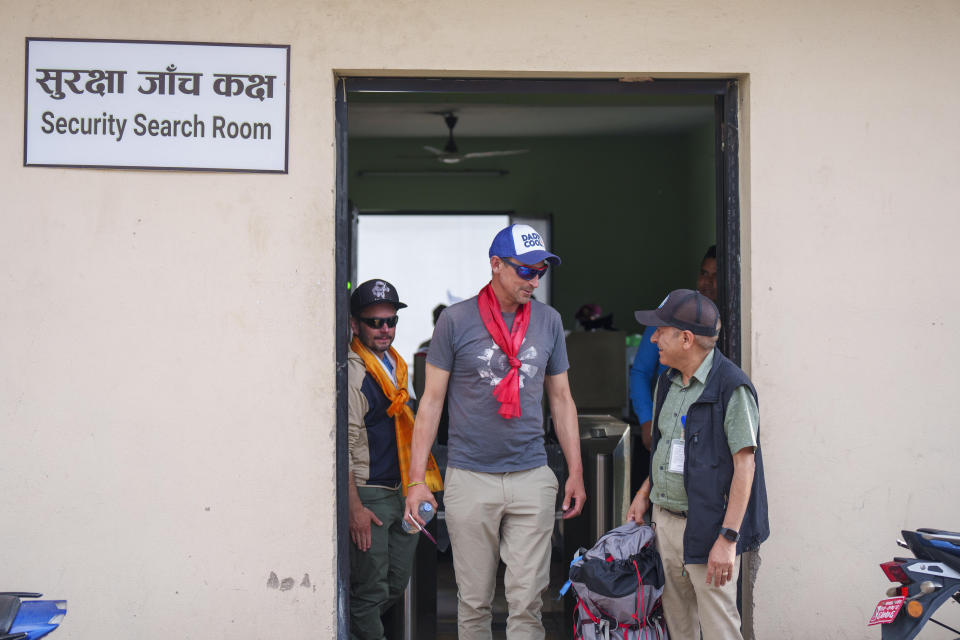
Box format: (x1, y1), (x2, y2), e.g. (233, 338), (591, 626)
(350, 279), (408, 316)
(634, 289), (719, 337)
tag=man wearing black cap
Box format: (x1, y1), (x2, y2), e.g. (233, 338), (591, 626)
(626, 289), (768, 640)
(347, 278), (443, 640)
(404, 224), (586, 640)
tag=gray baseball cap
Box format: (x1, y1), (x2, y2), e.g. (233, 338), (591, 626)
(634, 289), (719, 337)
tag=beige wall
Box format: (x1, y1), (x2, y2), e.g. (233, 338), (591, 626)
(2, 1), (959, 638)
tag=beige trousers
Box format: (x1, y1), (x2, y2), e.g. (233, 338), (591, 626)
(444, 465), (558, 640)
(653, 504), (743, 640)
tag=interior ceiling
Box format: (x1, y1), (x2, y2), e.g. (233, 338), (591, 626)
(348, 102), (715, 138)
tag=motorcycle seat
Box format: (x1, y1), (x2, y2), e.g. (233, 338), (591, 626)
(915, 529), (960, 574)
(918, 528), (960, 538)
(917, 528), (960, 552)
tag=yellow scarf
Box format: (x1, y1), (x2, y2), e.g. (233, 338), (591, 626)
(350, 337), (444, 494)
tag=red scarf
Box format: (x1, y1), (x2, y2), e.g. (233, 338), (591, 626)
(477, 282), (531, 419)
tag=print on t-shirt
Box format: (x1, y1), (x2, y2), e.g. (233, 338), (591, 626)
(476, 338), (540, 389)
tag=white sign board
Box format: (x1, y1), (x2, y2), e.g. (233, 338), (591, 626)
(24, 38), (289, 172)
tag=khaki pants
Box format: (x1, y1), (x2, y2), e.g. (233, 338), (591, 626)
(653, 504), (743, 640)
(444, 465), (558, 640)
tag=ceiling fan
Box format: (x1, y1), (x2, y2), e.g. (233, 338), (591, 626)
(421, 112), (530, 164)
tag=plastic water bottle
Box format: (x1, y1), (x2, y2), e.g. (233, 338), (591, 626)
(401, 501), (435, 534)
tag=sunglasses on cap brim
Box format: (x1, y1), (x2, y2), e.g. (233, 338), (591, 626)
(357, 315), (399, 329)
(500, 258), (548, 281)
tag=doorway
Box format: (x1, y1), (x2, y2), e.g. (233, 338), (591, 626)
(334, 76), (743, 640)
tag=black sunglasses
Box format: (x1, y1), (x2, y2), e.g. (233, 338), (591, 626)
(357, 315), (399, 329)
(500, 258), (548, 281)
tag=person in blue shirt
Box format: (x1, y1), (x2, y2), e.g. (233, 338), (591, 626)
(629, 245), (717, 453)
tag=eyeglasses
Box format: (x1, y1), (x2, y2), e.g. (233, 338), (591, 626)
(357, 315), (399, 329)
(500, 258), (548, 281)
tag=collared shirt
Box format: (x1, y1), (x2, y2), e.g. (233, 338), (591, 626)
(649, 350), (759, 511)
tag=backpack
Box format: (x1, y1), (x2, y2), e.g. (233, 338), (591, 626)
(564, 521), (667, 640)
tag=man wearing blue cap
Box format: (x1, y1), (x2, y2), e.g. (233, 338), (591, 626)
(405, 224), (586, 640)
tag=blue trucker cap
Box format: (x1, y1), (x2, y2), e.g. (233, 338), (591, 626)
(488, 224), (561, 266)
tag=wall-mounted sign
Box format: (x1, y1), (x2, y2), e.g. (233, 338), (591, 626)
(24, 38), (289, 172)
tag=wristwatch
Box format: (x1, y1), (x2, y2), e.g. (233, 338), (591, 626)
(719, 527), (740, 542)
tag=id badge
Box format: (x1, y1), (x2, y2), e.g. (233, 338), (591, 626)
(668, 439), (685, 474)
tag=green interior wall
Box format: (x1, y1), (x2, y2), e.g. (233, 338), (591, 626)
(347, 125), (716, 334)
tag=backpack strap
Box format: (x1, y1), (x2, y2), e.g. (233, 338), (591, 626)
(631, 558), (646, 631)
(577, 597), (601, 625)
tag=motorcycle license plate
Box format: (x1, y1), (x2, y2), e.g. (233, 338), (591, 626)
(868, 596), (905, 625)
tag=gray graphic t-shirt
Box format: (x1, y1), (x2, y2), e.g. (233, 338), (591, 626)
(426, 295), (569, 472)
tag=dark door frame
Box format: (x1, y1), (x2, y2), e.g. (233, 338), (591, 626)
(333, 75), (743, 639)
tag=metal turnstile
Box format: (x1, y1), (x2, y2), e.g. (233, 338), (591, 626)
(577, 414), (632, 537)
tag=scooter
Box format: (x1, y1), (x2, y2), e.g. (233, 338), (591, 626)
(0, 593), (67, 640)
(869, 529), (960, 639)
